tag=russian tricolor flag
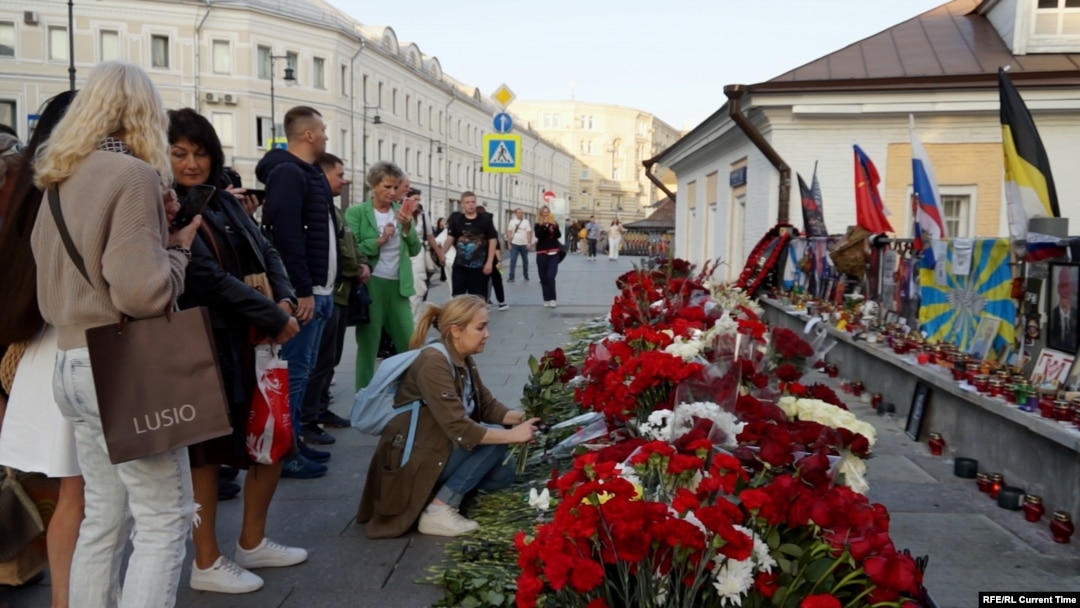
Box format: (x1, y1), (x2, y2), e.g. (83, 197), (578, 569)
(910, 116), (947, 267)
(1026, 232), (1068, 262)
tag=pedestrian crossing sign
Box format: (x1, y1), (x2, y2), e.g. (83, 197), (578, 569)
(482, 133), (521, 173)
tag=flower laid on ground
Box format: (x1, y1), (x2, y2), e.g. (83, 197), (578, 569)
(527, 487), (552, 513)
(776, 397), (877, 450)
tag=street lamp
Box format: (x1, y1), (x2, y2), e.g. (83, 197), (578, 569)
(359, 103), (381, 197)
(268, 54), (296, 145)
(427, 138), (443, 217)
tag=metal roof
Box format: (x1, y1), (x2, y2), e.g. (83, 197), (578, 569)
(753, 0), (1080, 93)
(624, 197), (675, 230)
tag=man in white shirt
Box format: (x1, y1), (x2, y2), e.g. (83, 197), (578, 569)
(505, 208), (532, 282)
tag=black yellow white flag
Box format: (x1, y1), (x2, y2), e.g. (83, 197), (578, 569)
(999, 67), (1059, 240)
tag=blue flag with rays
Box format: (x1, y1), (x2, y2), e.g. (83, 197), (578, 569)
(918, 239), (1016, 356)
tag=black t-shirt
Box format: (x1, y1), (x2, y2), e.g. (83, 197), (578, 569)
(448, 211), (497, 269)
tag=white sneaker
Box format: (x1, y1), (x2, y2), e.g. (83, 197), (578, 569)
(543, 301), (552, 308)
(233, 537), (308, 569)
(418, 506), (479, 537)
(190, 556), (263, 594)
(498, 303), (509, 311)
(550, 300), (557, 308)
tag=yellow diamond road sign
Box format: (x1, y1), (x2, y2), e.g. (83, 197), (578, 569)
(491, 83), (516, 108)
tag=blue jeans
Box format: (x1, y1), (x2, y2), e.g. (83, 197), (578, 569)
(537, 252), (559, 302)
(281, 294), (334, 433)
(53, 348), (194, 608)
(508, 244), (529, 280)
(435, 442), (516, 508)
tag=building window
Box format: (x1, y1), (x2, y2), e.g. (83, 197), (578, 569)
(581, 168), (590, 180)
(313, 57), (325, 89)
(392, 89), (398, 115)
(256, 116), (273, 148)
(378, 82), (384, 108)
(0, 22), (14, 57)
(612, 167), (621, 180)
(150, 34), (169, 68)
(362, 75), (368, 102)
(100, 30), (120, 62)
(0, 100), (15, 132)
(257, 45), (271, 79)
(285, 51), (297, 81)
(340, 128), (347, 157)
(580, 115), (594, 130)
(341, 65), (348, 95)
(417, 101), (423, 126)
(1034, 0), (1080, 35)
(49, 27), (68, 61)
(211, 113), (234, 147)
(439, 111), (443, 134)
(416, 151), (423, 177)
(941, 194), (971, 238)
(686, 180), (697, 210)
(212, 40), (230, 74)
(392, 143), (398, 164)
(427, 105), (432, 130)
(377, 139), (384, 161)
(705, 171), (719, 205)
(405, 95), (411, 121)
(405, 147), (411, 171)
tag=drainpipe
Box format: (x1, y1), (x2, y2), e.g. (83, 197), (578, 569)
(193, 1), (213, 113)
(642, 157), (676, 203)
(723, 84), (790, 225)
(348, 39), (366, 206)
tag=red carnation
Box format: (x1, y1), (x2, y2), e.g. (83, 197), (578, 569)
(800, 594), (842, 608)
(775, 362), (803, 382)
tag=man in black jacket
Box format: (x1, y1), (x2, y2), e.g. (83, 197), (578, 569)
(256, 106), (340, 479)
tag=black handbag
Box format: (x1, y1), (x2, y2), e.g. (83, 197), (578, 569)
(346, 283), (372, 326)
(558, 244), (568, 263)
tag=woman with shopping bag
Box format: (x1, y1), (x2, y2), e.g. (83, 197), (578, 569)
(167, 109), (305, 594)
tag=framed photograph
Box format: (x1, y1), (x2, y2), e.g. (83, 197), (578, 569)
(1046, 263), (1080, 354)
(905, 381), (931, 441)
(968, 316), (1001, 360)
(1031, 348), (1075, 388)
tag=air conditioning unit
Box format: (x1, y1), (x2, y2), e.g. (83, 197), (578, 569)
(24, 11), (39, 25)
(223, 93), (238, 105)
(204, 92), (221, 104)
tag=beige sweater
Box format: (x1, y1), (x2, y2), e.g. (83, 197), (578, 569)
(32, 151), (188, 349)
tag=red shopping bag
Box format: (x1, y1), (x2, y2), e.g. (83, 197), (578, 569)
(246, 344), (291, 464)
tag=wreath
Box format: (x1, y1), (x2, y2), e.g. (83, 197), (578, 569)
(735, 223), (797, 297)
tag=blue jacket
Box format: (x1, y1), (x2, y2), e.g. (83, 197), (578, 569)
(255, 149), (341, 298)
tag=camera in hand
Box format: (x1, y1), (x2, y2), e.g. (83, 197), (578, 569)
(171, 184), (215, 229)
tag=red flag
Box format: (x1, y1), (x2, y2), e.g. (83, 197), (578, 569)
(853, 145), (893, 234)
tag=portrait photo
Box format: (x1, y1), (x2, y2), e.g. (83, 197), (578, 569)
(1047, 263), (1080, 355)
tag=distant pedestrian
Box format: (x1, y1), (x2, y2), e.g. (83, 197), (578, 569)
(505, 207), (532, 282)
(441, 191), (497, 298)
(256, 105), (340, 479)
(535, 206), (562, 308)
(586, 215), (601, 260)
(608, 218), (623, 261)
(434, 216), (447, 282)
(477, 205), (508, 310)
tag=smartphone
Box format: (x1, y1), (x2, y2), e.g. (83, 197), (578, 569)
(244, 188), (266, 203)
(172, 184), (215, 229)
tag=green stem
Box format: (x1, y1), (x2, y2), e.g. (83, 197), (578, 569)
(805, 551), (847, 595)
(840, 581), (874, 608)
(830, 566), (865, 593)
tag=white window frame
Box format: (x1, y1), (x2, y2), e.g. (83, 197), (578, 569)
(48, 26), (68, 62)
(150, 34), (170, 69)
(211, 112), (235, 147)
(212, 40), (231, 74)
(0, 21), (14, 58)
(312, 56), (325, 89)
(903, 184), (976, 239)
(99, 29), (120, 62)
(257, 45), (271, 80)
(0, 100), (16, 132)
(1029, 0), (1080, 51)
(256, 116), (273, 149)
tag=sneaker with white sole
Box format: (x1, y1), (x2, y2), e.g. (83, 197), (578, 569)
(498, 303), (509, 311)
(417, 506), (479, 537)
(190, 556), (263, 594)
(233, 538), (308, 569)
(550, 300), (557, 308)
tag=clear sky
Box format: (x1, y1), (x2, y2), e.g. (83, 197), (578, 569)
(330, 0), (949, 130)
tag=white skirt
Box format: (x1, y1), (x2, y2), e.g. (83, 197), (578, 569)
(0, 326), (80, 477)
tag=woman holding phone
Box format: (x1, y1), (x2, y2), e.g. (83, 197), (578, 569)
(168, 108), (306, 594)
(344, 161), (420, 390)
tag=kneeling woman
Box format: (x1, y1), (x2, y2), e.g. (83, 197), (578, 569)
(358, 295), (538, 538)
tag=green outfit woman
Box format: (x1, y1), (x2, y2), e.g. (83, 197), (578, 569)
(345, 161), (421, 389)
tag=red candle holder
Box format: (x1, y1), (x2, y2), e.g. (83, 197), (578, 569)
(916, 352), (931, 365)
(1050, 511), (1074, 544)
(950, 363), (967, 382)
(825, 364), (838, 378)
(988, 379), (1004, 398)
(1052, 400), (1071, 422)
(988, 473), (1004, 499)
(928, 433), (945, 456)
(851, 381), (864, 397)
(976, 473), (991, 493)
(1039, 395), (1057, 418)
(973, 375), (989, 393)
(1023, 495), (1045, 523)
(871, 393), (883, 409)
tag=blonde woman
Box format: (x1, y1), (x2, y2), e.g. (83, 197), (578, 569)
(608, 218), (624, 261)
(32, 62), (200, 608)
(534, 207), (562, 307)
(358, 295), (538, 538)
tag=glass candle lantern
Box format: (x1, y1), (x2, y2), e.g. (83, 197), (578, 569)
(1050, 511), (1075, 544)
(973, 374), (990, 393)
(1052, 400), (1072, 422)
(1023, 495), (1045, 523)
(976, 473), (992, 493)
(928, 432), (945, 456)
(1039, 393), (1056, 418)
(988, 378), (1004, 398)
(851, 381), (864, 397)
(988, 473), (1004, 498)
(871, 392), (883, 409)
(825, 364), (838, 378)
